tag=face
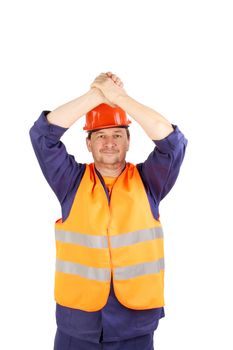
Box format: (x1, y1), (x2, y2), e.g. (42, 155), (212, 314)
(86, 127), (130, 166)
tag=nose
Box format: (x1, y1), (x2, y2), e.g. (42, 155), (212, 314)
(103, 136), (117, 146)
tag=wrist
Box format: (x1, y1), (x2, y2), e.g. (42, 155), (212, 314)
(88, 87), (103, 105)
(114, 92), (129, 106)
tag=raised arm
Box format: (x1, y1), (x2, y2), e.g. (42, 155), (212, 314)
(137, 125), (188, 219)
(29, 88), (110, 204)
(46, 87), (113, 128)
(91, 72), (188, 220)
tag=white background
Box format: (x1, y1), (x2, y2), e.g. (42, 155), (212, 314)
(1, 1), (233, 349)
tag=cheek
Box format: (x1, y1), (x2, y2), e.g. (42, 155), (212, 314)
(121, 141), (129, 150)
(91, 142), (102, 154)
(118, 146), (126, 155)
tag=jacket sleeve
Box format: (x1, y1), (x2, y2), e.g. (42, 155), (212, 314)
(29, 110), (85, 204)
(137, 124), (188, 205)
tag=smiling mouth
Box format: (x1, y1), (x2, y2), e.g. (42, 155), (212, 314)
(101, 151), (118, 154)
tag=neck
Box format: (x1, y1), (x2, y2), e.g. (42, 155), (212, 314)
(94, 161), (126, 177)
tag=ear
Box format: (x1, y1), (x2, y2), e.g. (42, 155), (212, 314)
(86, 137), (92, 152)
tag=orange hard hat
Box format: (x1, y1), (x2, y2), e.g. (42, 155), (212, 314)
(83, 103), (131, 131)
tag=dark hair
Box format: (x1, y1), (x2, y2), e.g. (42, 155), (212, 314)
(87, 126), (130, 140)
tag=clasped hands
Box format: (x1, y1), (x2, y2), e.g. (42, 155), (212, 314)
(90, 72), (127, 107)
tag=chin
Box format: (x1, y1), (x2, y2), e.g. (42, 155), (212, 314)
(101, 157), (120, 165)
(103, 160), (119, 165)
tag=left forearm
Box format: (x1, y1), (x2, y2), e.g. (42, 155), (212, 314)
(115, 94), (174, 140)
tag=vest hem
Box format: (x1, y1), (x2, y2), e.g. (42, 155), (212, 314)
(112, 282), (165, 310)
(54, 296), (111, 312)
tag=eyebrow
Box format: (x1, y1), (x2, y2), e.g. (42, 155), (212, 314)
(95, 130), (123, 135)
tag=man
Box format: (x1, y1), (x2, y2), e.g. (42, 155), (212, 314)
(29, 72), (188, 350)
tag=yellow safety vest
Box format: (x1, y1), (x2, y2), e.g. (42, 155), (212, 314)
(54, 162), (165, 311)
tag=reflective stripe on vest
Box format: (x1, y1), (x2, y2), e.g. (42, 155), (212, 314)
(56, 257), (164, 281)
(114, 258), (164, 280)
(55, 229), (109, 248)
(56, 258), (111, 281)
(55, 226), (164, 248)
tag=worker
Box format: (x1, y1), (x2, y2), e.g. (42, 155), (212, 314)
(29, 72), (188, 350)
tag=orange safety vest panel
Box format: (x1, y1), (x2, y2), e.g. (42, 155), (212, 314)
(54, 162), (165, 311)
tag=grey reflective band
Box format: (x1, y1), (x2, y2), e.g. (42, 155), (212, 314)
(55, 230), (109, 248)
(55, 226), (163, 249)
(110, 227), (164, 248)
(114, 258), (164, 280)
(56, 259), (111, 281)
(56, 258), (164, 281)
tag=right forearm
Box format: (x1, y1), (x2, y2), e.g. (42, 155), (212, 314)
(47, 88), (103, 128)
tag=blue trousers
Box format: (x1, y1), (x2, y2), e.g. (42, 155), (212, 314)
(54, 328), (154, 350)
